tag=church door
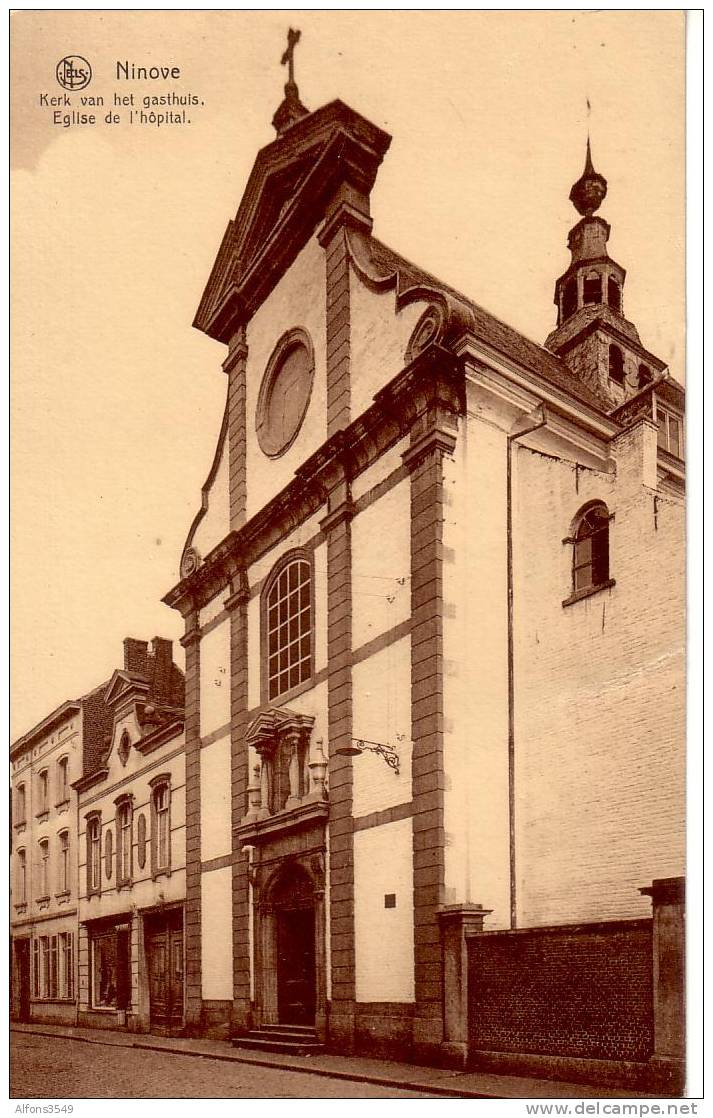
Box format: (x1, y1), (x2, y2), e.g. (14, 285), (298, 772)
(276, 905), (316, 1025)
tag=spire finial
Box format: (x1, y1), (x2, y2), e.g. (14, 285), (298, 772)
(569, 112), (607, 217)
(281, 27), (301, 89)
(272, 28), (309, 136)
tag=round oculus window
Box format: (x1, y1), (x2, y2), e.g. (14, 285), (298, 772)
(256, 328), (315, 458)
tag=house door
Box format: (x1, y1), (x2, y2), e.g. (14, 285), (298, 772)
(146, 910), (184, 1033)
(276, 906), (316, 1026)
(15, 939), (31, 1021)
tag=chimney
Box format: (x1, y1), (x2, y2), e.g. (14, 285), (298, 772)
(151, 637), (174, 705)
(123, 638), (149, 676)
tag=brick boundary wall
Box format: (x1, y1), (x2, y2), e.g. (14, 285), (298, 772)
(468, 918), (654, 1063)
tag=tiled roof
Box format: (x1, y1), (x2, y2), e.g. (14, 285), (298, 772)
(369, 238), (612, 414)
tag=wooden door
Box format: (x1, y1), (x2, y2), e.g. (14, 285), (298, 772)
(277, 906), (315, 1025)
(15, 939), (30, 1021)
(147, 911), (184, 1033)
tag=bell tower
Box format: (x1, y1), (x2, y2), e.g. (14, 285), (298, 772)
(545, 139), (666, 404)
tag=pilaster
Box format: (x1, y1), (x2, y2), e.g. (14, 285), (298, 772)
(226, 572), (251, 1032)
(222, 328), (248, 531)
(320, 460), (356, 1051)
(180, 610), (202, 1029)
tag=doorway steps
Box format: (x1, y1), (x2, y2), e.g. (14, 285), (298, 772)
(232, 1023), (323, 1056)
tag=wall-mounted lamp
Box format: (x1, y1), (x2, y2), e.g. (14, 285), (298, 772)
(334, 738), (400, 774)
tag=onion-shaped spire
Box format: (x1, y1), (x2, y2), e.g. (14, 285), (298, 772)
(569, 138), (608, 217)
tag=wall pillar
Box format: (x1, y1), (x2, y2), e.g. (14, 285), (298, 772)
(222, 327), (248, 530)
(226, 573), (251, 1034)
(180, 611), (202, 1031)
(401, 350), (462, 1065)
(437, 903), (492, 1068)
(321, 471), (356, 1052)
(640, 876), (685, 1093)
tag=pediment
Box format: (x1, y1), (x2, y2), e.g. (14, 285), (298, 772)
(246, 705), (315, 752)
(103, 668), (149, 708)
(194, 100), (391, 343)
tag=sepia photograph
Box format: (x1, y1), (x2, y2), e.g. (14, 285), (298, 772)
(9, 9), (695, 1103)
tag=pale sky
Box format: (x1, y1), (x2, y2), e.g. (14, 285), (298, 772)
(10, 10), (685, 740)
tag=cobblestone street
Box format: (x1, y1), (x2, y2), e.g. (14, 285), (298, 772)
(10, 1032), (438, 1099)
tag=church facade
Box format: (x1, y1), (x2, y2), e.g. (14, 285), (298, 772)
(163, 72), (685, 1091)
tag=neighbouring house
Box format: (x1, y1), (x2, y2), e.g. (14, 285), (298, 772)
(11, 683), (112, 1025)
(73, 637), (185, 1034)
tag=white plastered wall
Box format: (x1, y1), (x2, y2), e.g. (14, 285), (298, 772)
(351, 479), (410, 653)
(352, 639), (412, 817)
(245, 236), (327, 519)
(353, 817), (415, 1002)
(200, 735), (231, 862)
(442, 410), (511, 928)
(200, 620), (231, 739)
(349, 269), (425, 418)
(201, 866), (233, 1000)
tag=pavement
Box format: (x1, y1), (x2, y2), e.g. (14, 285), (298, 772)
(11, 1021), (653, 1099)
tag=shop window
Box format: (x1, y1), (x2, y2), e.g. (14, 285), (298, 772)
(91, 930), (118, 1008)
(263, 554), (313, 701)
(608, 345), (625, 385)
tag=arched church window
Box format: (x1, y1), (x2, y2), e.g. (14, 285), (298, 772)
(608, 345), (625, 384)
(562, 277), (578, 321)
(583, 274), (602, 305)
(638, 364), (652, 389)
(572, 503), (611, 593)
(263, 555), (313, 701)
(608, 276), (621, 312)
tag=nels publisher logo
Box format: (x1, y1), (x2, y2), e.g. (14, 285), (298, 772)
(55, 55), (92, 91)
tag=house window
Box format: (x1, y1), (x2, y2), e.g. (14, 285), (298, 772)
(657, 405), (683, 459)
(572, 503), (611, 593)
(58, 831), (70, 894)
(38, 839), (50, 898)
(265, 556), (313, 701)
(16, 849), (26, 904)
(37, 769), (49, 814)
(56, 756), (69, 803)
(608, 276), (621, 311)
(16, 783), (26, 826)
(638, 364), (653, 389)
(149, 777), (172, 876)
(583, 274), (602, 305)
(116, 799), (133, 886)
(87, 815), (101, 895)
(91, 930), (118, 1008)
(608, 345), (625, 385)
(33, 932), (74, 1000)
(60, 932), (74, 1000)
